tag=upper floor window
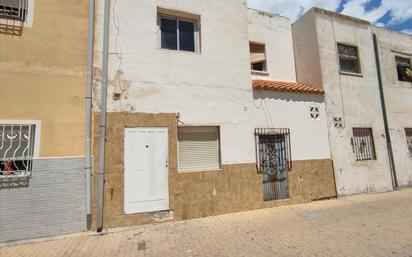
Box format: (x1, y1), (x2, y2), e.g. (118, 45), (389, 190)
(337, 43), (361, 74)
(395, 56), (412, 82)
(158, 13), (199, 53)
(250, 42), (267, 72)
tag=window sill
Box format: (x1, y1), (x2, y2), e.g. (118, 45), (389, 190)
(339, 71), (363, 77)
(0, 174), (31, 180)
(158, 47), (200, 55)
(178, 168), (222, 173)
(251, 70), (269, 76)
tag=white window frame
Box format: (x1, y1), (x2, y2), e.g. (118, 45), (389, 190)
(177, 126), (221, 172)
(0, 120), (41, 158)
(157, 14), (200, 53)
(0, 0), (34, 27)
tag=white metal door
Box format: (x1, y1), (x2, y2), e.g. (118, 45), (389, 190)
(124, 127), (169, 214)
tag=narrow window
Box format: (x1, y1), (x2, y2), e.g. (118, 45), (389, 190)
(406, 128), (412, 157)
(159, 15), (198, 52)
(250, 42), (267, 72)
(395, 56), (412, 82)
(0, 0), (28, 21)
(337, 43), (360, 74)
(0, 123), (36, 177)
(351, 128), (376, 161)
(178, 126), (220, 172)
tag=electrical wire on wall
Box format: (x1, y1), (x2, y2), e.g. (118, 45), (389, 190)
(329, 13), (346, 139)
(112, 0), (132, 123)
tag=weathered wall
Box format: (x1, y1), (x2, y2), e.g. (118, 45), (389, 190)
(316, 10), (393, 195)
(93, 0), (255, 165)
(0, 0), (88, 157)
(0, 157), (87, 243)
(248, 9), (296, 82)
(373, 27), (412, 187)
(252, 91), (331, 161)
(293, 9), (393, 196)
(92, 112), (336, 228)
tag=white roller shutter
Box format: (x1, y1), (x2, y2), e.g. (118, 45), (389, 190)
(178, 126), (220, 172)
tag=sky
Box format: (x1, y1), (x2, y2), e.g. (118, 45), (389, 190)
(247, 0), (412, 35)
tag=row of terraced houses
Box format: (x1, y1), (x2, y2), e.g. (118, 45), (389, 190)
(0, 0), (411, 243)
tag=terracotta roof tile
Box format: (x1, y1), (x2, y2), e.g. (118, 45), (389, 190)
(252, 79), (324, 95)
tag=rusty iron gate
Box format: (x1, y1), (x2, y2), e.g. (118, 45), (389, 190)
(255, 128), (291, 201)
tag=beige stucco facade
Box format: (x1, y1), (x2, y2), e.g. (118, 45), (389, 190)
(0, 0), (88, 157)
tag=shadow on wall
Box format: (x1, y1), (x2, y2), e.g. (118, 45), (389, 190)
(252, 90), (324, 103)
(0, 19), (23, 36)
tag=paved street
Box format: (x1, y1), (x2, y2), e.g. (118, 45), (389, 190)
(1, 188), (412, 257)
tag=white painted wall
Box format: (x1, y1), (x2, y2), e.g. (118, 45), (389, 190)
(248, 9), (330, 161)
(248, 9), (296, 82)
(373, 26), (412, 187)
(94, 1), (332, 165)
(294, 9), (394, 196)
(94, 0), (256, 164)
(252, 91), (331, 160)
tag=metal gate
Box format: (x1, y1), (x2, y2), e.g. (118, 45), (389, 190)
(255, 128), (291, 201)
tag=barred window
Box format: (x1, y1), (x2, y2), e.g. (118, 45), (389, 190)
(0, 0), (28, 21)
(255, 128), (292, 173)
(395, 56), (412, 82)
(351, 128), (376, 161)
(406, 128), (412, 157)
(338, 43), (360, 74)
(0, 123), (36, 178)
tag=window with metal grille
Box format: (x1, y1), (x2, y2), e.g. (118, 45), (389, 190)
(406, 128), (412, 157)
(250, 42), (267, 72)
(351, 128), (376, 161)
(0, 123), (35, 178)
(158, 13), (199, 52)
(177, 126), (220, 172)
(255, 128), (292, 173)
(0, 0), (28, 21)
(395, 56), (412, 82)
(337, 43), (361, 74)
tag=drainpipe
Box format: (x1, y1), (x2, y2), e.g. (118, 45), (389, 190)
(96, 0), (111, 233)
(372, 33), (399, 189)
(85, 0), (95, 230)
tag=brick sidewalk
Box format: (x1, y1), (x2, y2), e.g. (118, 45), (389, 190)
(1, 188), (412, 257)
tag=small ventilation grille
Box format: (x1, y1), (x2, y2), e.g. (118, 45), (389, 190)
(333, 116), (344, 129)
(309, 106), (320, 120)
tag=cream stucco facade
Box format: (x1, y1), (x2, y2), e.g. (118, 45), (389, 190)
(0, 0), (88, 157)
